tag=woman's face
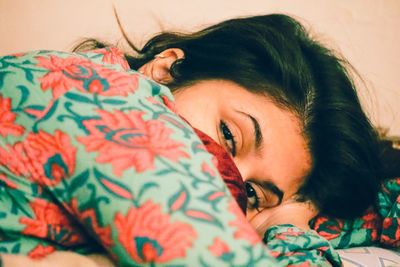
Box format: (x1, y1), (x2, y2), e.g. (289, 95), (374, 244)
(172, 80), (312, 221)
(138, 50), (312, 222)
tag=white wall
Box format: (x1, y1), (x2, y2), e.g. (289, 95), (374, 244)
(1, 0), (399, 135)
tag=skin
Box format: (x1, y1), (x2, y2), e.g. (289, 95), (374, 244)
(2, 48), (317, 267)
(172, 80), (312, 215)
(142, 49), (317, 233)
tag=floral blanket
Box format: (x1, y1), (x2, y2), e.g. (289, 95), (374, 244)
(0, 48), (344, 266)
(311, 177), (400, 249)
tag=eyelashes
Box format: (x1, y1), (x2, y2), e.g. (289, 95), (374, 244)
(246, 181), (280, 211)
(245, 182), (261, 210)
(220, 120), (237, 157)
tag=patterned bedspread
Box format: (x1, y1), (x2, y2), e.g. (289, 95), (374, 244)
(1, 48), (394, 266)
(311, 177), (400, 249)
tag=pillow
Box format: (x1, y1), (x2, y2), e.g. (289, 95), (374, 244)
(337, 246), (400, 267)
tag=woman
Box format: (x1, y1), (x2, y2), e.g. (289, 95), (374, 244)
(0, 14), (380, 266)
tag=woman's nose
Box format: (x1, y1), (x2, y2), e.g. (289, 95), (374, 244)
(233, 159), (252, 182)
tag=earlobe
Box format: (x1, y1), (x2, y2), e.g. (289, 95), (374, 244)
(141, 48), (185, 84)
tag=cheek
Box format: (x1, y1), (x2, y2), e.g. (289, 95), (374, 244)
(246, 208), (273, 237)
(197, 121), (219, 143)
(246, 208), (258, 222)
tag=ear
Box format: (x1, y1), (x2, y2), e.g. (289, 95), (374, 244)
(138, 48), (185, 84)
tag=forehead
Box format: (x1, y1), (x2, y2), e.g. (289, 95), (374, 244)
(260, 106), (311, 192)
(257, 106), (310, 197)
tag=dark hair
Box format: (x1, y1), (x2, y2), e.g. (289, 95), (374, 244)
(75, 14), (382, 219)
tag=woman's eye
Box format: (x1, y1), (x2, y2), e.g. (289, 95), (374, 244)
(220, 120), (237, 156)
(245, 182), (260, 210)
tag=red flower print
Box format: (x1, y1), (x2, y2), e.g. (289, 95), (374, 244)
(312, 215), (343, 240)
(269, 250), (281, 258)
(28, 244), (56, 259)
(161, 95), (177, 112)
(360, 208), (382, 241)
(228, 200), (261, 245)
(114, 200), (197, 264)
(208, 238), (230, 257)
(146, 96), (161, 105)
(37, 54), (138, 98)
(37, 55), (90, 98)
(311, 215), (329, 231)
(271, 228), (306, 241)
(383, 217), (393, 229)
(325, 220), (344, 237)
(201, 162), (216, 177)
(273, 233), (287, 241)
(89, 67), (138, 97)
(69, 198), (113, 248)
(381, 218), (400, 247)
(19, 198), (84, 246)
(361, 208), (381, 228)
(78, 109), (189, 176)
(0, 130), (76, 186)
(0, 173), (18, 189)
(0, 95), (24, 137)
(146, 95), (177, 112)
(92, 47), (130, 71)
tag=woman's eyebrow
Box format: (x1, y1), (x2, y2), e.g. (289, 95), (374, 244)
(237, 111), (263, 151)
(248, 114), (263, 150)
